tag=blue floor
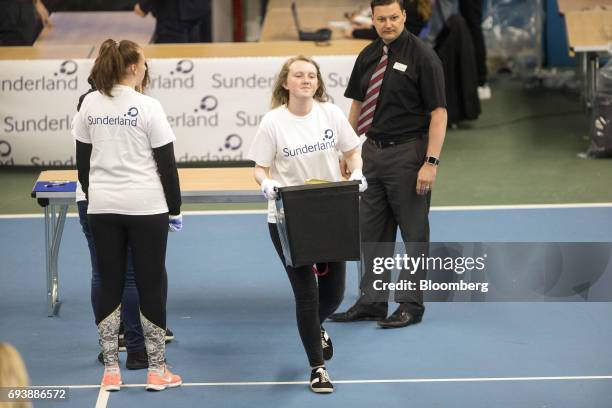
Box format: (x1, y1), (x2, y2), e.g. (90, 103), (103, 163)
(1, 207), (612, 407)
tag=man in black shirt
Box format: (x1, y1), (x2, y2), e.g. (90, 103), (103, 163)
(330, 0), (447, 328)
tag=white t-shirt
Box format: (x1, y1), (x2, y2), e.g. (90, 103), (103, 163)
(72, 85), (176, 215)
(247, 101), (360, 223)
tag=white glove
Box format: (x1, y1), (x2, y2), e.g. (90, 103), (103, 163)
(261, 178), (281, 200)
(169, 214), (183, 232)
(349, 168), (368, 192)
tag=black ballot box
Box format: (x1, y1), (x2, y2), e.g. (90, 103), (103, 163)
(275, 181), (361, 267)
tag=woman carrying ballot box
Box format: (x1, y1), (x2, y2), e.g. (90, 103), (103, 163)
(73, 39), (182, 392)
(247, 56), (367, 394)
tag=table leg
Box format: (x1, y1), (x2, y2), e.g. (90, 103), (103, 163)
(357, 260), (362, 292)
(580, 53), (588, 110)
(44, 205), (52, 315)
(45, 203), (68, 316)
(589, 52), (599, 109)
(584, 52), (600, 110)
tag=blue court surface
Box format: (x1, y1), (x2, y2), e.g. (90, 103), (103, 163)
(1, 205), (612, 407)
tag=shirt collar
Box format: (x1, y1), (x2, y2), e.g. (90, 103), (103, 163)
(365, 29), (410, 65)
(386, 29), (410, 55)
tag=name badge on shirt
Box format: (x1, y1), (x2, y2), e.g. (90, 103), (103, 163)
(393, 62), (407, 72)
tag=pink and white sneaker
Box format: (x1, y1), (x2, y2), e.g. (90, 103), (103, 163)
(146, 366), (182, 391)
(101, 366), (122, 392)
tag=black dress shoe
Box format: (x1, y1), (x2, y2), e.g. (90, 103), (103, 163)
(377, 307), (422, 329)
(126, 350), (149, 370)
(328, 302), (387, 322)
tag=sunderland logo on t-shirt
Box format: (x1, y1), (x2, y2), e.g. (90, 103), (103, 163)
(283, 128), (335, 157)
(87, 107), (139, 127)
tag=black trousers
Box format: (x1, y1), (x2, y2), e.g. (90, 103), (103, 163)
(154, 18), (203, 43)
(0, 1), (35, 46)
(359, 137), (430, 315)
(268, 223), (345, 367)
(88, 213), (168, 328)
(459, 0), (487, 86)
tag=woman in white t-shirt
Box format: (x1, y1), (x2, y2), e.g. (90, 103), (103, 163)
(247, 56), (367, 394)
(73, 39), (181, 392)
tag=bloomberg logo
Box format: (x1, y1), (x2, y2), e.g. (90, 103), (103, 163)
(283, 129), (336, 157)
(149, 59), (195, 90)
(1, 60), (78, 92)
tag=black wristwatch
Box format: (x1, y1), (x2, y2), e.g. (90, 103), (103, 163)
(424, 156), (440, 166)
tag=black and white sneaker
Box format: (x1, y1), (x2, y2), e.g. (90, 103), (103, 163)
(118, 323), (125, 348)
(310, 367), (334, 394)
(321, 326), (333, 361)
(118, 336), (126, 352)
(165, 328), (174, 343)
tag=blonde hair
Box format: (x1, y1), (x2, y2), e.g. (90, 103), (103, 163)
(270, 56), (329, 108)
(0, 343), (32, 408)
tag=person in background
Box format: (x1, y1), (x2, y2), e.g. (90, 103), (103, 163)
(0, 0), (51, 45)
(134, 0), (212, 43)
(247, 56), (366, 393)
(74, 38), (182, 392)
(426, 0), (490, 99)
(459, 0), (489, 99)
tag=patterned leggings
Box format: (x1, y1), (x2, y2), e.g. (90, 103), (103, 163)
(88, 213), (168, 369)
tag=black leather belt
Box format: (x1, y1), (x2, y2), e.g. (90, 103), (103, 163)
(367, 138), (413, 149)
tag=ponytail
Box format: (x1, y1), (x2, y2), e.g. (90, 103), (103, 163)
(90, 39), (141, 96)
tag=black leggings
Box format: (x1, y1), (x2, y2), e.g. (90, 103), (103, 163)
(88, 213), (168, 328)
(268, 223), (345, 367)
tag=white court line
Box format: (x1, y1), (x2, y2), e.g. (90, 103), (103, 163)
(94, 388), (109, 408)
(182, 209), (266, 216)
(0, 210), (266, 219)
(2, 203), (612, 219)
(429, 203), (612, 211)
(29, 374), (612, 390)
(0, 213), (54, 219)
